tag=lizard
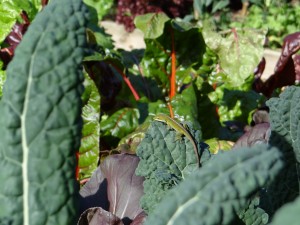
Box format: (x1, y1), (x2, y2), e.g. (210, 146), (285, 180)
(153, 114), (200, 167)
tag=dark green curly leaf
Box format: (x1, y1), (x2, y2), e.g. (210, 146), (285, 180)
(136, 120), (210, 213)
(238, 196), (269, 225)
(0, 0), (88, 224)
(264, 86), (300, 213)
(267, 86), (300, 163)
(144, 144), (283, 225)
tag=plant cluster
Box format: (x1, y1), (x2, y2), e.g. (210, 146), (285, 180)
(0, 0), (300, 224)
(212, 0), (300, 48)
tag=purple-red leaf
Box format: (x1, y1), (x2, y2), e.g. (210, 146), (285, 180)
(130, 212), (147, 225)
(233, 122), (270, 149)
(79, 154), (145, 224)
(104, 155), (144, 220)
(78, 207), (123, 225)
(233, 108), (270, 149)
(42, 0), (49, 7)
(253, 32), (300, 97)
(0, 11), (30, 68)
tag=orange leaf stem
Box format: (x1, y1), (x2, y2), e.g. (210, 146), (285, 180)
(167, 102), (175, 118)
(108, 62), (140, 101)
(170, 29), (176, 100)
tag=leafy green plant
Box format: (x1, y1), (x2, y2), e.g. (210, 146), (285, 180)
(218, 1), (300, 48)
(135, 120), (210, 213)
(83, 0), (114, 23)
(143, 144), (283, 225)
(0, 0), (89, 224)
(0, 0), (300, 224)
(78, 74), (101, 183)
(136, 86), (300, 224)
(0, 0), (41, 43)
(193, 0), (230, 18)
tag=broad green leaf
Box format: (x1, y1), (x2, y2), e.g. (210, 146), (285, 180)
(86, 27), (114, 49)
(212, 0), (230, 13)
(0, 0), (88, 224)
(209, 86), (262, 124)
(100, 108), (140, 142)
(205, 138), (233, 154)
(83, 0), (114, 23)
(140, 19), (205, 95)
(0, 0), (21, 43)
(136, 120), (210, 213)
(0, 0), (42, 43)
(202, 26), (266, 87)
(270, 196), (300, 225)
(29, 0), (43, 12)
(79, 74), (100, 181)
(196, 83), (222, 139)
(145, 144), (283, 225)
(134, 12), (170, 39)
(170, 84), (201, 131)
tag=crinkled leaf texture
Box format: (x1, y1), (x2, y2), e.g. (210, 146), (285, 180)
(136, 120), (210, 213)
(202, 26), (266, 87)
(238, 196), (269, 225)
(100, 107), (140, 140)
(0, 0), (88, 224)
(262, 86), (300, 213)
(144, 144), (283, 225)
(267, 86), (300, 163)
(79, 74), (100, 182)
(79, 154), (146, 225)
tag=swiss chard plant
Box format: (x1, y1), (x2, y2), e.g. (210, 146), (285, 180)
(0, 0), (300, 224)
